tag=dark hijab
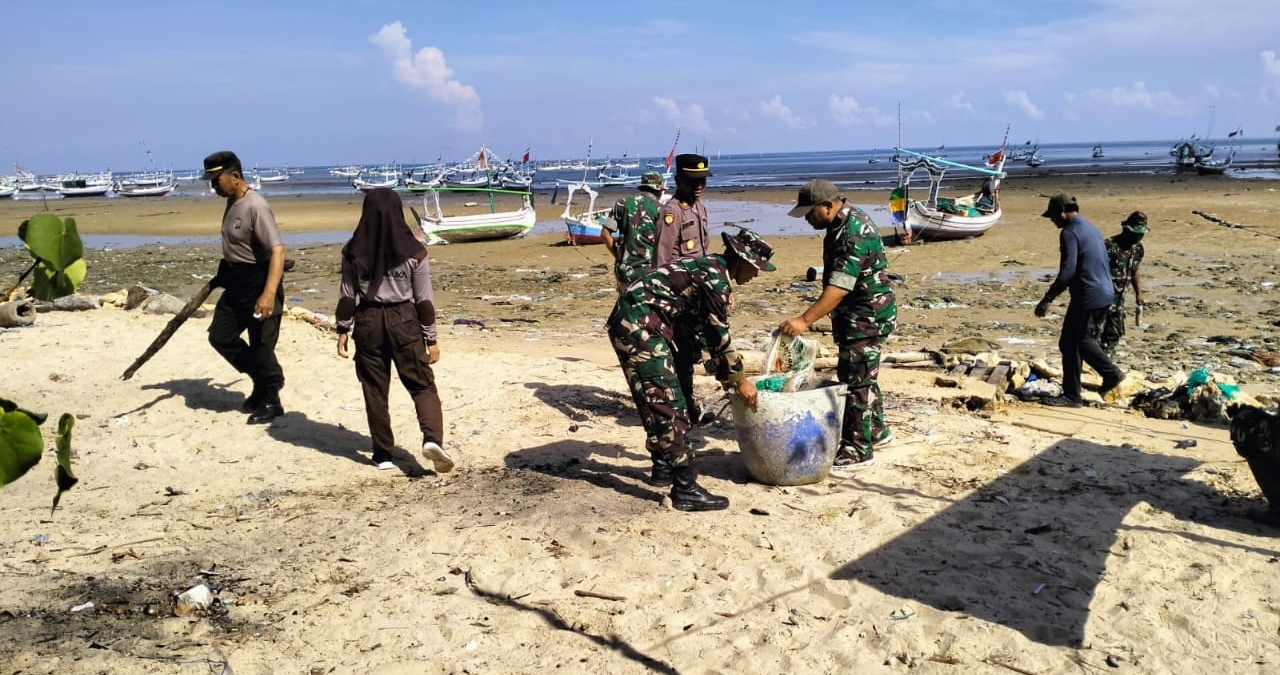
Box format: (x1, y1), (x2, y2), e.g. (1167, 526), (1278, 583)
(342, 188), (425, 301)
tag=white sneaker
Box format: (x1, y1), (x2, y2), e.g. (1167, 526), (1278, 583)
(876, 430), (896, 449)
(422, 442), (454, 474)
(375, 460), (395, 471)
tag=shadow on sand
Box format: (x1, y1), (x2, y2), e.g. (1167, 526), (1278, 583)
(830, 437), (1278, 647)
(127, 378), (426, 473)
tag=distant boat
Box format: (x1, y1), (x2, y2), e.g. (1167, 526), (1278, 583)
(57, 172), (113, 198)
(0, 184), (15, 199)
(410, 186), (536, 245)
(255, 168), (289, 183)
(1092, 144), (1104, 159)
(868, 149), (882, 165)
(1195, 146), (1236, 175)
(116, 170), (176, 197)
(1026, 151), (1045, 168)
(597, 164), (640, 187)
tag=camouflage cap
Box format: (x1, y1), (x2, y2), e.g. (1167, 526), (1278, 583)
(1041, 192), (1079, 218)
(1121, 211), (1149, 234)
(721, 228), (777, 272)
(638, 171), (665, 193)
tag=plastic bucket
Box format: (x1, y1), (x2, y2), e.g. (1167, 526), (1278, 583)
(728, 379), (847, 485)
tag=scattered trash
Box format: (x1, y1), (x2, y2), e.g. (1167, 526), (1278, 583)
(113, 415), (130, 428)
(464, 640), (479, 651)
(1032, 583), (1046, 595)
(568, 424), (579, 433)
(70, 601), (95, 613)
(1120, 443), (1143, 453)
(452, 318), (486, 328)
(888, 607), (916, 621)
(1106, 654), (1124, 668)
(994, 495), (1010, 506)
(748, 508), (770, 516)
(175, 584), (213, 616)
(1174, 439), (1198, 449)
(164, 486), (187, 496)
(31, 533), (49, 546)
(1084, 469), (1098, 479)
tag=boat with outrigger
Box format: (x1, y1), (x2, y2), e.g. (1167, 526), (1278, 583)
(407, 186), (536, 245)
(889, 131), (1008, 242)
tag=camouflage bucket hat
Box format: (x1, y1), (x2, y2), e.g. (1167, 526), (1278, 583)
(638, 171), (665, 193)
(722, 228), (777, 272)
(1122, 211), (1149, 234)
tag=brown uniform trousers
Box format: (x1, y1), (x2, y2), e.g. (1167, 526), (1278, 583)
(352, 301), (443, 459)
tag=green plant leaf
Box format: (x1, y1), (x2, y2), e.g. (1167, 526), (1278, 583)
(0, 398), (48, 425)
(20, 214), (84, 271)
(51, 414), (77, 512)
(0, 410), (44, 487)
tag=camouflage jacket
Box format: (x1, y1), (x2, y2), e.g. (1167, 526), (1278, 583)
(1105, 237), (1144, 296)
(609, 193), (663, 288)
(606, 255), (745, 383)
(823, 204), (896, 337)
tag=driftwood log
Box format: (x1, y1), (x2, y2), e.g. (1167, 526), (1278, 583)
(120, 280), (214, 381)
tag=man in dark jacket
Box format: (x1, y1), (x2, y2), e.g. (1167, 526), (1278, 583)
(1034, 193), (1124, 407)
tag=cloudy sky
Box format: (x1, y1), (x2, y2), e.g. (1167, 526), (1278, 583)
(3, 0), (1278, 172)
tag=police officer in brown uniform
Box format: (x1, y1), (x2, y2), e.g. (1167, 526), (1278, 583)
(203, 151), (286, 424)
(655, 154), (713, 422)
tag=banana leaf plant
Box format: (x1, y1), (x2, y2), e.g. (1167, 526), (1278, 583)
(1, 213), (85, 511)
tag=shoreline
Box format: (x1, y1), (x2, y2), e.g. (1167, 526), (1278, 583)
(1, 171), (1277, 241)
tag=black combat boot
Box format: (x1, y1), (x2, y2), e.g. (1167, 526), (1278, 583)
(670, 465), (728, 512)
(649, 453), (674, 488)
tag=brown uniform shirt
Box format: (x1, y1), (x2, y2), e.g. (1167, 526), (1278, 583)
(221, 190), (282, 264)
(654, 198), (709, 268)
(336, 251), (438, 343)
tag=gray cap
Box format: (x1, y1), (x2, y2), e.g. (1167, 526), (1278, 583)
(788, 178), (843, 218)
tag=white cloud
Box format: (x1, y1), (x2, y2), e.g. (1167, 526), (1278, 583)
(945, 92), (974, 113)
(758, 94), (807, 129)
(1066, 81), (1182, 113)
(829, 95), (862, 125)
(652, 96), (710, 134)
(1263, 50), (1280, 76)
(1004, 90), (1045, 120)
(370, 21), (482, 131)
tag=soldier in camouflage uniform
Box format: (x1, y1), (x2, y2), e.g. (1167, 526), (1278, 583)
(1227, 404), (1280, 527)
(1100, 211), (1147, 356)
(655, 154), (715, 425)
(608, 228), (777, 511)
(780, 179), (897, 469)
(602, 171), (666, 292)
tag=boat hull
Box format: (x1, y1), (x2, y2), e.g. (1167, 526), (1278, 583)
(418, 208), (536, 244)
(905, 201), (1001, 240)
(117, 184), (175, 197)
(565, 215), (608, 245)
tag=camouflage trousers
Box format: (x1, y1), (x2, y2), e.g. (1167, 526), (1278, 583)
(836, 335), (887, 460)
(609, 329), (695, 467)
(1099, 290), (1128, 356)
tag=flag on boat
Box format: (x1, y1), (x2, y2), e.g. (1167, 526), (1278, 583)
(477, 146), (489, 169)
(889, 186), (907, 225)
(985, 148), (1004, 167)
(665, 148), (675, 168)
(1228, 128), (1242, 138)
(522, 147), (530, 163)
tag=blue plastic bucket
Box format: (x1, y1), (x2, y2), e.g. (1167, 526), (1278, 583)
(728, 379), (848, 485)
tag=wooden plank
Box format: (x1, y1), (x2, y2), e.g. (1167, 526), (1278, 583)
(985, 365), (1010, 386)
(968, 366), (993, 381)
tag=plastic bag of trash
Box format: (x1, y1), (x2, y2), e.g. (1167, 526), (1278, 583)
(762, 332), (818, 392)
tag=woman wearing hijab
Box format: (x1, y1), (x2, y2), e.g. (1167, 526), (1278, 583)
(335, 188), (451, 473)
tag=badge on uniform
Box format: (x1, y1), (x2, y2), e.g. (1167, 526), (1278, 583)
(664, 214), (674, 226)
(685, 240), (696, 251)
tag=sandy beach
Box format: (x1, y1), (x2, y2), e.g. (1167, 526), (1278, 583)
(3, 173), (1280, 674)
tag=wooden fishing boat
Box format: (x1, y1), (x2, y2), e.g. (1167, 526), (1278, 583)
(411, 187), (536, 245)
(560, 181), (610, 245)
(891, 135), (1007, 242)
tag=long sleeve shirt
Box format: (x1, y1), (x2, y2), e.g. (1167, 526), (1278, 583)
(335, 249), (438, 344)
(1042, 215), (1114, 311)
